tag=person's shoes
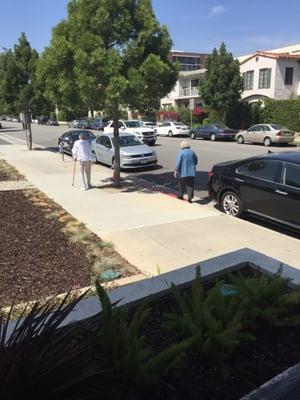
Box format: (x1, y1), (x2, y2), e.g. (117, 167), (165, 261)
(188, 199), (192, 203)
(177, 196), (184, 200)
(81, 186), (87, 191)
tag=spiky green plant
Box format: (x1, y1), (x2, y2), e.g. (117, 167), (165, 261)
(96, 281), (198, 388)
(232, 267), (300, 328)
(0, 291), (101, 400)
(163, 268), (253, 363)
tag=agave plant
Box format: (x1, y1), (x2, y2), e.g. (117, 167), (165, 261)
(0, 292), (101, 400)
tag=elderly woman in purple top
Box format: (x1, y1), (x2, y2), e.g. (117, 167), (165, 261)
(174, 141), (198, 203)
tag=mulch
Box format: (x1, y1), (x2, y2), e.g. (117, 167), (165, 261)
(0, 190), (92, 307)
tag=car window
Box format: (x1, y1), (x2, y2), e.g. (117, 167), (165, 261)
(263, 125), (271, 131)
(112, 135), (142, 147)
(214, 124), (226, 129)
(96, 136), (106, 145)
(102, 136), (112, 147)
(248, 125), (259, 132)
(237, 160), (280, 182)
(271, 124), (284, 130)
(281, 163), (300, 189)
(200, 125), (208, 129)
(125, 120), (142, 128)
(72, 133), (80, 140)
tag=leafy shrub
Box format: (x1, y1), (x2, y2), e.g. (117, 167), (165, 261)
(232, 268), (300, 328)
(163, 268), (253, 363)
(261, 99), (300, 131)
(96, 281), (197, 389)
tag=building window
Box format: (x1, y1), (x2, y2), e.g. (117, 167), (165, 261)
(242, 70), (254, 90)
(285, 67), (294, 85)
(259, 68), (271, 89)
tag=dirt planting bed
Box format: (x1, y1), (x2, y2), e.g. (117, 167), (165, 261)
(0, 189), (138, 308)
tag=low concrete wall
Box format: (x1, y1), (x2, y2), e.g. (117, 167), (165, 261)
(241, 362), (300, 400)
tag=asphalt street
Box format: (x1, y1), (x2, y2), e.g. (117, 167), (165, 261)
(1, 121), (298, 199)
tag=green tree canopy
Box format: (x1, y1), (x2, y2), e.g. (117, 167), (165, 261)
(199, 43), (242, 124)
(0, 33), (40, 116)
(41, 0), (178, 184)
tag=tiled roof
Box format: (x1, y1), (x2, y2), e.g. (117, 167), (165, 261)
(240, 51), (300, 64)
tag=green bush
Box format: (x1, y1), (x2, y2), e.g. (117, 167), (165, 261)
(163, 267), (253, 364)
(262, 99), (300, 131)
(201, 117), (212, 125)
(96, 281), (197, 389)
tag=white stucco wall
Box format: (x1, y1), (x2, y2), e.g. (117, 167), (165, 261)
(274, 59), (300, 99)
(240, 56), (277, 100)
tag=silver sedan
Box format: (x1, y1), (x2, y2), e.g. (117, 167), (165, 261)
(91, 133), (157, 169)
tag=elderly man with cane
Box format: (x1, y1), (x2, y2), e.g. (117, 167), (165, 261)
(72, 133), (93, 190)
(174, 140), (198, 203)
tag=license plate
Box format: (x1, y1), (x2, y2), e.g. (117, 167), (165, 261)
(140, 160), (148, 164)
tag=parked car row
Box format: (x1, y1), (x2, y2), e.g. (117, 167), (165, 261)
(68, 117), (109, 130)
(2, 116), (20, 122)
(190, 123), (295, 146)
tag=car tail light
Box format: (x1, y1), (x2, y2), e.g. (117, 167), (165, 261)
(208, 169), (214, 178)
(276, 131), (283, 136)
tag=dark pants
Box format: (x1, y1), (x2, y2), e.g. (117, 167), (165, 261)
(178, 176), (194, 201)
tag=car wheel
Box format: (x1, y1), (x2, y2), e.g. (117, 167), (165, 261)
(221, 191), (242, 217)
(264, 137), (272, 147)
(237, 135), (244, 144)
(190, 131), (196, 139)
(92, 151), (98, 164)
(210, 133), (216, 141)
(168, 130), (173, 137)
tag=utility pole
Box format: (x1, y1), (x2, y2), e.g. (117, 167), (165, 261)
(24, 111), (32, 150)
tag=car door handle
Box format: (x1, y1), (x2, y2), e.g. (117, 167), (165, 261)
(235, 177), (244, 182)
(275, 189), (288, 196)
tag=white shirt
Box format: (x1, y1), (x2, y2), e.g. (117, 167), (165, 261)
(72, 139), (93, 161)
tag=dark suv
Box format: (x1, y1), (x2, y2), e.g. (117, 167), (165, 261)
(208, 151), (300, 231)
(38, 115), (49, 125)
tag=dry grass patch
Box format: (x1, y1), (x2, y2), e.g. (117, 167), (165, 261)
(0, 159), (25, 181)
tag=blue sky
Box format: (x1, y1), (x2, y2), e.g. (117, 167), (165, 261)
(1, 0), (299, 56)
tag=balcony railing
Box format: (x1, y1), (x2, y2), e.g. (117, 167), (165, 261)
(179, 87), (199, 97)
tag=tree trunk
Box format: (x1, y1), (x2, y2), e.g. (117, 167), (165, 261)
(112, 114), (121, 187)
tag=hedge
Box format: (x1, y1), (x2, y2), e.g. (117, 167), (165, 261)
(262, 99), (300, 132)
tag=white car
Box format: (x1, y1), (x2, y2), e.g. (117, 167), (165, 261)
(91, 133), (157, 169)
(104, 119), (156, 146)
(156, 121), (190, 137)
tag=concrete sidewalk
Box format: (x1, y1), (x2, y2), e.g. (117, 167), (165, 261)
(1, 135), (299, 274)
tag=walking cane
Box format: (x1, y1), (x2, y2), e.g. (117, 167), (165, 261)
(72, 159), (77, 186)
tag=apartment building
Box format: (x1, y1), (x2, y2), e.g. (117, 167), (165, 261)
(161, 51), (209, 109)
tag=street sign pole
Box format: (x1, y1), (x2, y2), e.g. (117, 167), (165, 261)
(189, 98), (194, 128)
